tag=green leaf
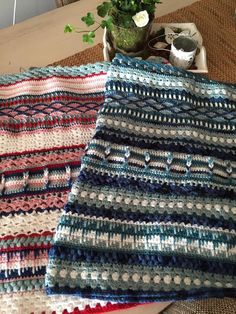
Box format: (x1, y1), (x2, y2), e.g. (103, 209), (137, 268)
(64, 24), (75, 33)
(82, 34), (89, 42)
(101, 16), (113, 30)
(87, 38), (94, 44)
(81, 12), (95, 26)
(97, 2), (112, 18)
(143, 0), (161, 4)
(141, 0), (162, 14)
(88, 31), (95, 38)
(142, 3), (155, 14)
(83, 32), (95, 45)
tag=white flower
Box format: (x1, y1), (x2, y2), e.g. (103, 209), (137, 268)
(132, 10), (149, 28)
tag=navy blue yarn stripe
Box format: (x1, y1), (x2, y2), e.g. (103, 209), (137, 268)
(101, 105), (236, 135)
(3, 163), (81, 180)
(0, 248), (49, 259)
(0, 91), (104, 104)
(50, 245), (236, 276)
(106, 87), (236, 116)
(0, 266), (46, 280)
(78, 170), (236, 200)
(1, 147), (83, 161)
(0, 102), (101, 118)
(106, 83), (236, 112)
(0, 206), (61, 218)
(46, 285), (236, 302)
(65, 203), (236, 231)
(94, 130), (236, 161)
(1, 185), (70, 198)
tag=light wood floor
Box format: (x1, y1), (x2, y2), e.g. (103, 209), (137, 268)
(0, 0), (198, 74)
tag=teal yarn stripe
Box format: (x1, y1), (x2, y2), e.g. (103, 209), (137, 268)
(0, 63), (109, 85)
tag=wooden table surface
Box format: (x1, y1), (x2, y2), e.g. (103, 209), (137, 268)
(0, 0), (198, 74)
(0, 0), (197, 312)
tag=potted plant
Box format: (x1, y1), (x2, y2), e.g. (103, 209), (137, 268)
(64, 0), (161, 53)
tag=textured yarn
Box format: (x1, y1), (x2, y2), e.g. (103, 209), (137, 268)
(0, 64), (138, 313)
(46, 54), (236, 302)
(162, 297), (236, 314)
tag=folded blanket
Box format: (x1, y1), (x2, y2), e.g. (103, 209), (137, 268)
(46, 54), (236, 302)
(0, 64), (137, 313)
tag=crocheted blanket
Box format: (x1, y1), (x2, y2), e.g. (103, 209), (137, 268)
(46, 54), (236, 302)
(0, 65), (137, 313)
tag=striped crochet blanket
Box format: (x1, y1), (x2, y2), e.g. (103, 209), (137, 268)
(0, 64), (138, 313)
(46, 54), (236, 302)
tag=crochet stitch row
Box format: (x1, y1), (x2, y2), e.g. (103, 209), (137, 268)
(46, 54), (236, 302)
(0, 63), (138, 313)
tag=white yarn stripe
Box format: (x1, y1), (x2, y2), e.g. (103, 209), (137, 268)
(98, 116), (236, 146)
(109, 67), (236, 101)
(75, 185), (236, 218)
(88, 138), (208, 163)
(0, 210), (61, 236)
(0, 127), (93, 154)
(0, 290), (110, 314)
(87, 144), (236, 178)
(47, 261), (235, 290)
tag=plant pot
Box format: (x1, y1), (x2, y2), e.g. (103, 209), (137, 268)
(108, 14), (153, 53)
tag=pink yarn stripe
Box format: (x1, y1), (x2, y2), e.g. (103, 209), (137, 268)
(0, 122), (96, 136)
(4, 172), (79, 192)
(0, 251), (48, 267)
(1, 191), (68, 213)
(0, 72), (107, 88)
(1, 150), (85, 172)
(0, 75), (107, 99)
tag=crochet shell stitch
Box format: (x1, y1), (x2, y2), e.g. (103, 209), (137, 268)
(46, 54), (236, 302)
(0, 63), (139, 313)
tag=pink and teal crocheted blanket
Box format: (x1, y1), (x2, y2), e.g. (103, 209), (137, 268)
(1, 54), (236, 313)
(0, 63), (138, 313)
(46, 55), (236, 302)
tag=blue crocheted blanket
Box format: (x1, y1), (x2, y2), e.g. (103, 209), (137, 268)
(46, 54), (236, 302)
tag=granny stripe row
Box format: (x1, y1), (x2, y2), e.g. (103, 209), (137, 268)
(0, 64), (135, 314)
(46, 54), (236, 302)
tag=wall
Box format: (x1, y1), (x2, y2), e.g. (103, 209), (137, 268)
(0, 0), (14, 28)
(55, 0), (79, 6)
(0, 0), (56, 28)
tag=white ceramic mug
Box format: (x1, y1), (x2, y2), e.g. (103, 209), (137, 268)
(169, 35), (197, 69)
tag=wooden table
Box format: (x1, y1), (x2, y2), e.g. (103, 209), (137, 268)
(0, 0), (198, 74)
(0, 1), (198, 313)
